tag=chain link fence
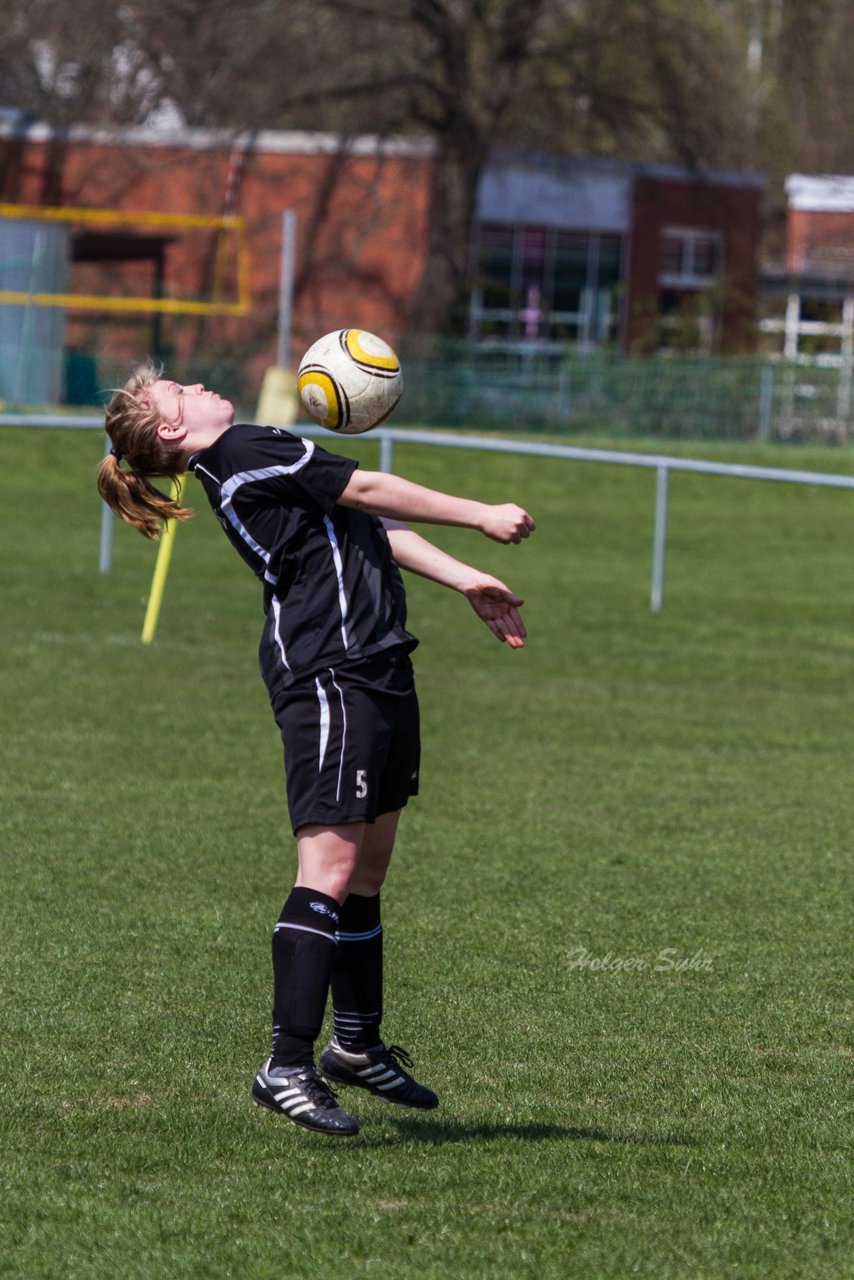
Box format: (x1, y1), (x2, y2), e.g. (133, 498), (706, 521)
(3, 342), (853, 444)
(395, 347), (854, 443)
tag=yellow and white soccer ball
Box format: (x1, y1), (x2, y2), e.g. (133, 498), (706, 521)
(297, 328), (403, 434)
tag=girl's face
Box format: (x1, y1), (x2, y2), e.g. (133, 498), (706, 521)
(149, 379), (234, 444)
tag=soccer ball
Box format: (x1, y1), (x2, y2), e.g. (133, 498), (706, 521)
(297, 329), (403, 434)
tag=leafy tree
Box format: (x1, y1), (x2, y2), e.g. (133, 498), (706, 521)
(2, 0), (851, 332)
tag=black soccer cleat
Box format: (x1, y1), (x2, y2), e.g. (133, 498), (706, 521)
(318, 1038), (439, 1110)
(252, 1058), (360, 1136)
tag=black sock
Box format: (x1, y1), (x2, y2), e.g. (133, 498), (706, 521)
(270, 887), (340, 1068)
(331, 891), (383, 1052)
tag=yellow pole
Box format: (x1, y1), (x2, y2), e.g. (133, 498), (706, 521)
(141, 476), (184, 645)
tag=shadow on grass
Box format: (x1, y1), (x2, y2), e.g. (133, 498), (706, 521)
(381, 1116), (696, 1147)
(256, 1113), (696, 1153)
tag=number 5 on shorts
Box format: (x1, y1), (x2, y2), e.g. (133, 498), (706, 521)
(355, 770), (368, 799)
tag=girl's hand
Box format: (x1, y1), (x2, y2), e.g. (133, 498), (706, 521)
(480, 504), (536, 544)
(462, 575), (527, 647)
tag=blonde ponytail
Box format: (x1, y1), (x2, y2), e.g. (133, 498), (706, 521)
(99, 360), (194, 541)
(96, 453), (193, 542)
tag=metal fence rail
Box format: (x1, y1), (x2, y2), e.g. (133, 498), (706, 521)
(3, 415), (853, 613)
(370, 427), (854, 612)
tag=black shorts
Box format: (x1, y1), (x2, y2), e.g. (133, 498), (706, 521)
(266, 650), (420, 834)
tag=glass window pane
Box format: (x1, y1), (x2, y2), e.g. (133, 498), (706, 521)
(692, 236), (719, 277)
(658, 288), (710, 351)
(597, 234), (622, 285)
(594, 288), (619, 343)
(517, 229), (546, 337)
(519, 228), (546, 284)
(800, 297), (842, 324)
(593, 236), (622, 343)
(477, 225), (514, 309)
(479, 315), (514, 338)
(549, 317), (583, 342)
(553, 232), (588, 315)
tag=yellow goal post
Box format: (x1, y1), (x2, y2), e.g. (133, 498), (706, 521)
(0, 202), (250, 316)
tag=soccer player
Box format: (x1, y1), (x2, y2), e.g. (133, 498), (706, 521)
(98, 364), (534, 1136)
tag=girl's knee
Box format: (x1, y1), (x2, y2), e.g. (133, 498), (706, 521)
(295, 824), (364, 902)
(348, 865), (388, 897)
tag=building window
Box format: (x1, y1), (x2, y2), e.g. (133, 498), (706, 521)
(656, 228), (724, 353)
(659, 228), (723, 289)
(657, 289), (716, 354)
(759, 287), (854, 364)
(469, 223), (624, 348)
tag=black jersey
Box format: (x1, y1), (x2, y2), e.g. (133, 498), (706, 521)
(188, 424), (417, 687)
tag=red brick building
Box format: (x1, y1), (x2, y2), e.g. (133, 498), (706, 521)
(0, 121), (766, 403)
(0, 122), (434, 400)
(786, 176), (854, 277)
(470, 154), (763, 357)
(759, 175), (854, 368)
(627, 168), (762, 353)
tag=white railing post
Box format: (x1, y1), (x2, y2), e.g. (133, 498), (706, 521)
(651, 464), (670, 613)
(276, 210), (297, 370)
(379, 431), (394, 473)
(99, 433), (114, 573)
(758, 364), (774, 441)
(99, 503), (114, 574)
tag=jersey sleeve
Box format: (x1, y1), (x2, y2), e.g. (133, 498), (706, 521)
(216, 425), (358, 515)
(291, 439), (358, 514)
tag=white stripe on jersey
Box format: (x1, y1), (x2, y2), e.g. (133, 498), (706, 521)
(323, 516), (351, 651)
(271, 596), (290, 670)
(196, 445), (316, 586)
(315, 676), (331, 771)
(198, 444), (317, 673)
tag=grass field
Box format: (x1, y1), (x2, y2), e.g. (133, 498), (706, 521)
(1, 424), (852, 1279)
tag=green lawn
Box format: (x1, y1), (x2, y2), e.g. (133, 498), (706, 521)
(0, 426), (851, 1279)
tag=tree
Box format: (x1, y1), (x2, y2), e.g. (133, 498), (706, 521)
(748, 0), (854, 179)
(0, 2), (166, 129)
(3, 0), (851, 334)
(292, 0), (751, 333)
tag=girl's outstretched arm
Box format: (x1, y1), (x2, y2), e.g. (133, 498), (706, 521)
(338, 470), (535, 544)
(382, 523), (528, 648)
